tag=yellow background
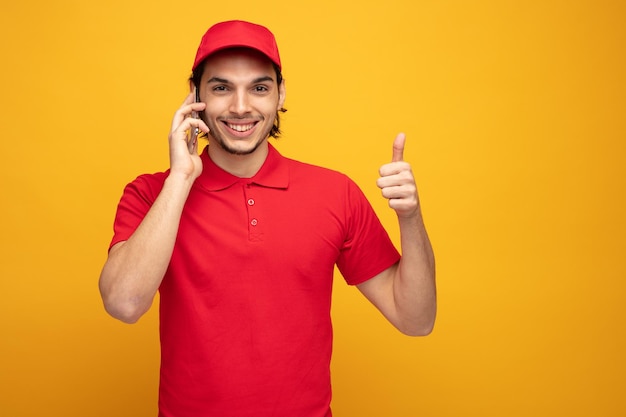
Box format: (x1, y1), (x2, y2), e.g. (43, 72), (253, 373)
(1, 1), (624, 416)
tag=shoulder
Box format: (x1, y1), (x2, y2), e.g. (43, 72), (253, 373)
(279, 157), (371, 211)
(121, 170), (170, 203)
(283, 156), (353, 185)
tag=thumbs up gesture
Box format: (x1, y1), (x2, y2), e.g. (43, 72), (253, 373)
(377, 133), (421, 219)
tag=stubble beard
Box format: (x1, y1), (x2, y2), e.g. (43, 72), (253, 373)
(204, 114), (275, 156)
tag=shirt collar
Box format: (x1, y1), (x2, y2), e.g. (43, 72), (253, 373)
(195, 143), (290, 191)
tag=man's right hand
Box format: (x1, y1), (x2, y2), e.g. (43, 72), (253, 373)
(168, 91), (209, 181)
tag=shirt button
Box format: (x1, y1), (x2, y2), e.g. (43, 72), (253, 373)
(247, 199), (255, 206)
(250, 219), (258, 226)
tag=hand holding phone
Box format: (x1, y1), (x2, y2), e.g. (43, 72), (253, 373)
(188, 87), (200, 153)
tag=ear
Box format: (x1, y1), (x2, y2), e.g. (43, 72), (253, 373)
(277, 79), (286, 110)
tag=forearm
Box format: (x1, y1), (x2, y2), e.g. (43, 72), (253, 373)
(394, 211), (437, 335)
(99, 174), (194, 323)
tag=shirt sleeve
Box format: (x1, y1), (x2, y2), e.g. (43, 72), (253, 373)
(108, 172), (167, 250)
(336, 177), (401, 285)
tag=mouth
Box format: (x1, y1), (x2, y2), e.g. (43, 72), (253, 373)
(225, 122), (256, 132)
(226, 123), (255, 132)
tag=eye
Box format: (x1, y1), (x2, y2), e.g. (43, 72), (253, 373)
(212, 85), (228, 93)
(253, 85), (269, 93)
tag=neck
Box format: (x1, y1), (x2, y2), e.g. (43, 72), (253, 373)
(207, 141), (270, 178)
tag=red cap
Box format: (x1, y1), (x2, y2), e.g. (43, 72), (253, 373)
(192, 20), (281, 71)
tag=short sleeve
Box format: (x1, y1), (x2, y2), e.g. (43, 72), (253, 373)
(336, 178), (400, 285)
(108, 172), (167, 250)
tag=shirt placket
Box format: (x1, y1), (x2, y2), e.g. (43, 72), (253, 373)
(244, 183), (264, 242)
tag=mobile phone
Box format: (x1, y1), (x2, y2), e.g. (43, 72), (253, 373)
(188, 88), (200, 153)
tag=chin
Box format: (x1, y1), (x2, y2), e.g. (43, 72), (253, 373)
(218, 137), (267, 156)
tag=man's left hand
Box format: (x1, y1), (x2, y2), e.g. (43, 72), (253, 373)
(377, 133), (421, 219)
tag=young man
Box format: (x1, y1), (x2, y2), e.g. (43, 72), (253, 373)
(99, 20), (436, 417)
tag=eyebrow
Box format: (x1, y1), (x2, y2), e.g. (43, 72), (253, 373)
(207, 75), (275, 84)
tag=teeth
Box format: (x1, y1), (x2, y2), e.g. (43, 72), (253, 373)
(227, 123), (255, 132)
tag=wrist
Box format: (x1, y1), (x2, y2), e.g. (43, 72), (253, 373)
(164, 171), (197, 193)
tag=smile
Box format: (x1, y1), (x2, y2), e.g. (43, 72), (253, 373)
(225, 122), (256, 132)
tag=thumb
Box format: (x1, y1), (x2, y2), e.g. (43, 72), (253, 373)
(392, 132), (406, 162)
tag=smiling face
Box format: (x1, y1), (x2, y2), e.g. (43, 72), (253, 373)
(198, 48), (286, 157)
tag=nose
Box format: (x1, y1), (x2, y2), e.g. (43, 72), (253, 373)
(229, 89), (251, 115)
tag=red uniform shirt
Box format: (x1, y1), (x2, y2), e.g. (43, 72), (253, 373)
(111, 144), (400, 417)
